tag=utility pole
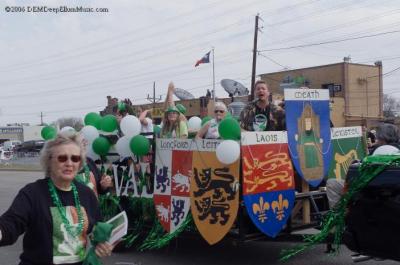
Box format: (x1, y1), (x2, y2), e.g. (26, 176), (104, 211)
(250, 14), (260, 101)
(40, 112), (45, 125)
(147, 82), (162, 119)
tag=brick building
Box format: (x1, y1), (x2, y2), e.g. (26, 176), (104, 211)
(259, 60), (383, 127)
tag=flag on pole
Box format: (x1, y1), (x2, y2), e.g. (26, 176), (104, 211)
(195, 51), (211, 67)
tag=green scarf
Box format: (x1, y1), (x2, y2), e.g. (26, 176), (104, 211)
(83, 222), (113, 265)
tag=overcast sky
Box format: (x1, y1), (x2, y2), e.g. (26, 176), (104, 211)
(0, 0), (399, 126)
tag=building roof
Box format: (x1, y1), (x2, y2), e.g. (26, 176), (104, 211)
(260, 62), (379, 76)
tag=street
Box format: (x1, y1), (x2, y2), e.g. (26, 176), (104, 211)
(0, 170), (398, 265)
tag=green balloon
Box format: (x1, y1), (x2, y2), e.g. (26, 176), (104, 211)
(41, 126), (57, 140)
(201, 116), (212, 126)
(130, 135), (150, 156)
(92, 137), (111, 156)
(100, 115), (118, 132)
(218, 118), (241, 140)
(153, 125), (161, 134)
(84, 112), (102, 130)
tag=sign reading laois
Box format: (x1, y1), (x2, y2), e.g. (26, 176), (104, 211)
(328, 126), (366, 180)
(284, 88), (332, 187)
(241, 131), (295, 237)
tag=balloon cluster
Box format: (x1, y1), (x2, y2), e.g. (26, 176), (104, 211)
(41, 111), (242, 165)
(41, 112), (151, 161)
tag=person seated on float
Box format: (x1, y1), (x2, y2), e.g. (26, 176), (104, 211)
(239, 80), (285, 131)
(326, 123), (400, 209)
(0, 134), (113, 264)
(160, 105), (188, 139)
(137, 106), (154, 139)
(195, 102), (227, 139)
(113, 100), (135, 128)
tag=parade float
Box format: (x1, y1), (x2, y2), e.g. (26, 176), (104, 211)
(40, 88), (372, 256)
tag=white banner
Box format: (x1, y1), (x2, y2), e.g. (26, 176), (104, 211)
(331, 126), (363, 140)
(284, 88), (329, 101)
(241, 131), (288, 146)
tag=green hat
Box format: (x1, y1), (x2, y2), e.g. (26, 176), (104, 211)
(176, 104), (186, 114)
(166, 106), (180, 113)
(117, 102), (126, 112)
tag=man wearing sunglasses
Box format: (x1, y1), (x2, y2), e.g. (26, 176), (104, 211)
(240, 80), (285, 131)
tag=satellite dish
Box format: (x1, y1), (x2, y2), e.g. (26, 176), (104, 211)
(174, 88), (195, 100)
(221, 79), (248, 96)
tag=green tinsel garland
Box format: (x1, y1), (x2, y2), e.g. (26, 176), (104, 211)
(280, 155), (400, 261)
(98, 193), (120, 221)
(122, 196), (155, 248)
(138, 213), (193, 251)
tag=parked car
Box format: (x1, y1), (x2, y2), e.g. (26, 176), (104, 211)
(16, 140), (45, 153)
(3, 140), (22, 151)
(343, 164), (400, 261)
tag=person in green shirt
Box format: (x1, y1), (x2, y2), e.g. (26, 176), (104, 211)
(160, 106), (188, 139)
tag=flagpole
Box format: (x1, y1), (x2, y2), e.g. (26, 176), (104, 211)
(212, 47), (215, 100)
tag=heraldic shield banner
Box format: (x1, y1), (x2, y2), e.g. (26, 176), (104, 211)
(190, 139), (240, 245)
(241, 131), (295, 237)
(154, 139), (193, 233)
(328, 126), (367, 180)
(284, 88), (333, 187)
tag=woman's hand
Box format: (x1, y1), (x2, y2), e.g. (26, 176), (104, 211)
(95, 242), (113, 257)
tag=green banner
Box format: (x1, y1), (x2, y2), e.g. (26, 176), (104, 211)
(328, 126), (367, 180)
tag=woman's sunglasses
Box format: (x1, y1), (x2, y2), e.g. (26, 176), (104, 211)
(214, 110), (225, 114)
(56, 155), (81, 163)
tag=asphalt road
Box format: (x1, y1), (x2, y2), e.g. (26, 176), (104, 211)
(0, 171), (398, 265)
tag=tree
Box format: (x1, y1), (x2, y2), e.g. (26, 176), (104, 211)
(383, 94), (400, 118)
(54, 117), (84, 131)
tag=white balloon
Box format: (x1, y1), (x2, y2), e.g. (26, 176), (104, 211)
(115, 136), (133, 158)
(60, 126), (76, 137)
(120, 115), (141, 137)
(216, 140), (240, 165)
(86, 145), (100, 161)
(80, 125), (99, 143)
(188, 116), (202, 131)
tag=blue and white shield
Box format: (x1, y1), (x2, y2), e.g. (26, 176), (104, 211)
(284, 88), (333, 187)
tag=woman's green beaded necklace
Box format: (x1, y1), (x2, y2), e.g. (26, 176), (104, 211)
(48, 179), (84, 237)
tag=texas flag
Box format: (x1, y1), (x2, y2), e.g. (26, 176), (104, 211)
(195, 51), (211, 67)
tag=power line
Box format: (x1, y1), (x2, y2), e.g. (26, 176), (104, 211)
(0, 0), (262, 72)
(258, 53), (290, 70)
(0, 0), (229, 71)
(0, 50), (250, 100)
(258, 30), (400, 52)
(0, 24), (252, 86)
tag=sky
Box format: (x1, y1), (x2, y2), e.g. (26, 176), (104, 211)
(0, 0), (400, 126)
